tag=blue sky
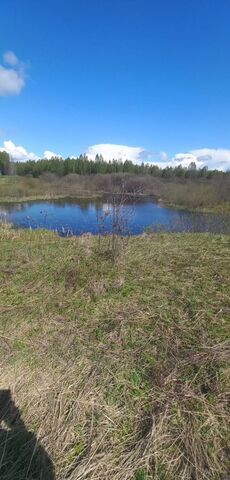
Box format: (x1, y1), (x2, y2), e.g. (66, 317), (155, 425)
(1, 0), (230, 169)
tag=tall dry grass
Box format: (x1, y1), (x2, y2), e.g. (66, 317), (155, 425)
(1, 174), (229, 212)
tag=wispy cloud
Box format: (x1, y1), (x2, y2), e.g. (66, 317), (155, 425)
(3, 51), (19, 67)
(0, 51), (26, 96)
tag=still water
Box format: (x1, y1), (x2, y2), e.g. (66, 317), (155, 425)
(0, 197), (229, 235)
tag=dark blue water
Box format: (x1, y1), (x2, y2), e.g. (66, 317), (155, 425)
(0, 197), (229, 235)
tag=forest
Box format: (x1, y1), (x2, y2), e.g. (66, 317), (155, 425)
(0, 150), (229, 179)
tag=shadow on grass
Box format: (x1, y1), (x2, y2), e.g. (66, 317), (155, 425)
(0, 389), (55, 479)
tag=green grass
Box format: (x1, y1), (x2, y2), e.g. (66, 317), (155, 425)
(0, 224), (229, 479)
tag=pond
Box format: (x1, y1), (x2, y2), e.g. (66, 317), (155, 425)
(0, 197), (229, 235)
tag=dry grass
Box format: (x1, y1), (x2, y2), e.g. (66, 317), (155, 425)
(0, 226), (229, 479)
(0, 174), (230, 213)
(162, 179), (230, 212)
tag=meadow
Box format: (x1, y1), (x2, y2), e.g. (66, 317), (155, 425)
(0, 224), (229, 479)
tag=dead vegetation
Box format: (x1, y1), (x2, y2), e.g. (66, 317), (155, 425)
(0, 174), (230, 213)
(0, 226), (229, 479)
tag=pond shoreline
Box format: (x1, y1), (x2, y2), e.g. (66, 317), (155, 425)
(1, 192), (229, 214)
(1, 196), (230, 235)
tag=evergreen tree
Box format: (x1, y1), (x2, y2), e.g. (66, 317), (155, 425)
(0, 151), (10, 175)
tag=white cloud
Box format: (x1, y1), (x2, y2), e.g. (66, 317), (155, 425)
(86, 144), (230, 171)
(171, 148), (230, 171)
(86, 143), (168, 165)
(0, 140), (39, 162)
(44, 150), (62, 160)
(0, 51), (26, 96)
(0, 140), (63, 161)
(87, 144), (144, 162)
(190, 148), (230, 170)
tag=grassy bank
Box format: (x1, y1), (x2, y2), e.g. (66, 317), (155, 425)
(0, 175), (103, 203)
(0, 224), (229, 479)
(0, 174), (230, 213)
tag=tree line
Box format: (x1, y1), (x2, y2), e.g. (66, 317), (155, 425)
(0, 151), (229, 179)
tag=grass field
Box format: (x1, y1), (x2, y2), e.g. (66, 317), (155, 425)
(0, 225), (229, 479)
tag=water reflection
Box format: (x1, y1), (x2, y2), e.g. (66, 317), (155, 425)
(0, 196), (229, 235)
